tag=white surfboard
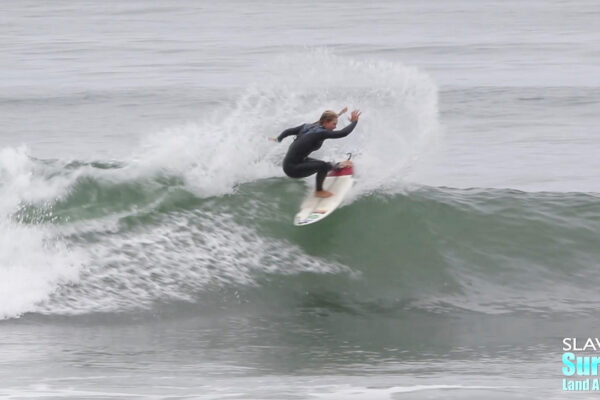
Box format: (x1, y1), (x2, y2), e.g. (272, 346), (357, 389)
(293, 164), (354, 226)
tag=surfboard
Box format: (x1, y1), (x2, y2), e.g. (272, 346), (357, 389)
(293, 164), (354, 226)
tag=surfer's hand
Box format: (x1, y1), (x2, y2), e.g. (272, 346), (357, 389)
(350, 109), (361, 122)
(268, 137), (278, 142)
(338, 107), (348, 116)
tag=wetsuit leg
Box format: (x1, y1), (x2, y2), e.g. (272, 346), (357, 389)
(283, 158), (332, 191)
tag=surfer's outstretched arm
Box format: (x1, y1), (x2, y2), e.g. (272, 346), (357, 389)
(323, 120), (357, 139)
(276, 124), (304, 142)
(323, 109), (361, 139)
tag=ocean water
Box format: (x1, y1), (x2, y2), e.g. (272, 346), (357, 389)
(2, 1), (600, 399)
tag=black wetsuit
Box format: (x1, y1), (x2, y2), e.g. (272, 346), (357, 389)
(277, 121), (357, 191)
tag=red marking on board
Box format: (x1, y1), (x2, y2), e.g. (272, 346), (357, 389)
(328, 166), (353, 177)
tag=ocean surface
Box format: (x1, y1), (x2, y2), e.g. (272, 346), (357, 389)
(2, 1), (600, 399)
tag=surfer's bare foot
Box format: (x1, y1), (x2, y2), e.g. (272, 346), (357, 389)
(315, 190), (333, 198)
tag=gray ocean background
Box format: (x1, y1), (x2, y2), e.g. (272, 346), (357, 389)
(2, 1), (600, 399)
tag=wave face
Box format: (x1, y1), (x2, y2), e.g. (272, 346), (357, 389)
(2, 148), (599, 320)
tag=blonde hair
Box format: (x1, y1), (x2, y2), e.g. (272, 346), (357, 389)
(313, 110), (338, 126)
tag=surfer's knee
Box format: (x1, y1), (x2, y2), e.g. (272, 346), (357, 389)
(320, 161), (333, 173)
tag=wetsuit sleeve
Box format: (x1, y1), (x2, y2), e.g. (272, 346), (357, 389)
(276, 124), (304, 142)
(321, 121), (358, 139)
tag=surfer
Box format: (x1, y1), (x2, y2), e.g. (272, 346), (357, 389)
(271, 107), (361, 198)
